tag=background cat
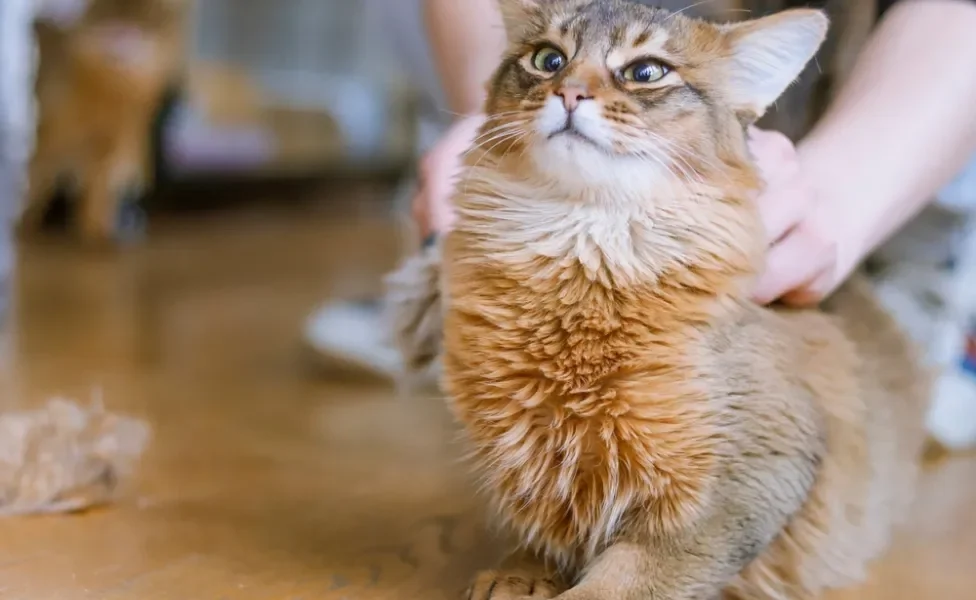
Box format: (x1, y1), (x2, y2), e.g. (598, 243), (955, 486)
(24, 0), (189, 244)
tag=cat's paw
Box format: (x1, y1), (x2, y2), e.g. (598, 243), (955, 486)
(113, 197), (147, 244)
(465, 571), (561, 600)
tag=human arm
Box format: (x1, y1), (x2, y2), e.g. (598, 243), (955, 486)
(754, 0), (976, 305)
(422, 0), (505, 116)
(412, 0), (505, 236)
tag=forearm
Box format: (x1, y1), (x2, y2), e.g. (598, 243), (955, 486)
(799, 0), (976, 273)
(423, 0), (506, 115)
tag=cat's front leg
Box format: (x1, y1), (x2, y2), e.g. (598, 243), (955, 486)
(466, 571), (563, 600)
(463, 547), (567, 600)
(77, 135), (147, 245)
(466, 535), (755, 600)
(540, 541), (730, 600)
(20, 131), (61, 234)
(548, 428), (822, 600)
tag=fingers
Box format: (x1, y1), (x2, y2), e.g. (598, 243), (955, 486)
(749, 128), (813, 245)
(412, 116), (485, 237)
(756, 163), (811, 245)
(780, 267), (836, 307)
(748, 126), (839, 306)
(752, 221), (838, 306)
(413, 152), (453, 238)
(748, 128), (795, 177)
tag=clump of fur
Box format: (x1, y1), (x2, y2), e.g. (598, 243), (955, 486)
(0, 398), (150, 516)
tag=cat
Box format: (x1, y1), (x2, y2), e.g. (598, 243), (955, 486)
(386, 1), (930, 599)
(23, 0), (189, 244)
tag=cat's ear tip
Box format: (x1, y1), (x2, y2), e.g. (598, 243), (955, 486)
(730, 7), (829, 44)
(781, 8), (830, 37)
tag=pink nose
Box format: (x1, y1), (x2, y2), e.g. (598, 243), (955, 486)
(556, 85), (592, 112)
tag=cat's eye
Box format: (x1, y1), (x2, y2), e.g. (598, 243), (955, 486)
(622, 60), (669, 83)
(532, 46), (567, 73)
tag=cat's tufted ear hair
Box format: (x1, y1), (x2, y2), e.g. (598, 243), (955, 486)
(496, 0), (545, 40)
(720, 9), (828, 120)
(496, 0), (590, 41)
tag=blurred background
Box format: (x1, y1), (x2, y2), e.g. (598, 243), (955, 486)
(0, 1), (973, 598)
(1, 0), (453, 385)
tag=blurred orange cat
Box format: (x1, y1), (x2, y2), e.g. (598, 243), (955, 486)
(388, 1), (929, 599)
(25, 0), (189, 243)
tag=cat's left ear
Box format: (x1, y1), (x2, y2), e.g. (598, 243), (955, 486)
(721, 9), (828, 119)
(496, 0), (544, 40)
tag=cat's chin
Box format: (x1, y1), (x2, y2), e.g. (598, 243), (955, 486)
(530, 136), (663, 192)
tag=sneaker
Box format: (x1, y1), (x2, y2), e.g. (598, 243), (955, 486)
(303, 299), (402, 380)
(927, 357), (976, 451)
(871, 193), (976, 452)
(926, 215), (976, 452)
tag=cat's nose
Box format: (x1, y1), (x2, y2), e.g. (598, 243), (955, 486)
(555, 85), (593, 112)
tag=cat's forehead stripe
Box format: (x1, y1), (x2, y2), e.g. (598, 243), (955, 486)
(558, 12), (582, 37)
(606, 28), (670, 70)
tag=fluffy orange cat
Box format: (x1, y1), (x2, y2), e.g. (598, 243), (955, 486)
(24, 0), (188, 244)
(387, 1), (928, 599)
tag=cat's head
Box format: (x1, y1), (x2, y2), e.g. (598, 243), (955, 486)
(482, 0), (826, 187)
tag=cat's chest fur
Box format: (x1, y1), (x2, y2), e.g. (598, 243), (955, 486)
(443, 180), (720, 568)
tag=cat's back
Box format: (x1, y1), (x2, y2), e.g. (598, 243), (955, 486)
(790, 276), (929, 450)
(719, 277), (929, 596)
(724, 275), (929, 437)
(821, 277), (930, 422)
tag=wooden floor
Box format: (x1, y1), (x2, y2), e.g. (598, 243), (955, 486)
(0, 192), (973, 599)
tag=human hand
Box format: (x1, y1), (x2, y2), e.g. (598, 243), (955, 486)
(411, 114), (486, 238)
(749, 127), (845, 306)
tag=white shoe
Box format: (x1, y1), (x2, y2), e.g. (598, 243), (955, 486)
(927, 364), (976, 451)
(303, 299), (402, 379)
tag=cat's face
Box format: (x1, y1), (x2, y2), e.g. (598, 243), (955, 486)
(483, 0), (826, 185)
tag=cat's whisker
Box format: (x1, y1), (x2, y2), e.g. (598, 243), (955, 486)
(463, 126), (532, 194)
(514, 131), (537, 166)
(484, 111), (536, 121)
(472, 121), (527, 141)
(664, 0), (712, 20)
(634, 130), (719, 186)
(664, 0), (751, 21)
(471, 120), (533, 145)
(660, 141), (732, 185)
(472, 130), (530, 170)
(466, 129), (532, 164)
(611, 128), (698, 185)
(468, 124), (531, 156)
(441, 109), (527, 120)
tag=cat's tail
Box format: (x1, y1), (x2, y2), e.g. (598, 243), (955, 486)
(383, 239), (444, 387)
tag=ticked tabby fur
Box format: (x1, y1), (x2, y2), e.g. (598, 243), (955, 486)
(387, 2), (928, 598)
